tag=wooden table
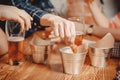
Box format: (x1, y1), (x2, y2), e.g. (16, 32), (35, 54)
(0, 34), (119, 80)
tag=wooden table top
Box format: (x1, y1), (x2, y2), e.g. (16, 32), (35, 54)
(0, 34), (119, 80)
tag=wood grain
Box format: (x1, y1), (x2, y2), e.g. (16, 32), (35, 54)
(0, 32), (118, 80)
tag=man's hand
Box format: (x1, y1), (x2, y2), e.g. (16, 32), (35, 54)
(40, 14), (76, 43)
(0, 5), (33, 31)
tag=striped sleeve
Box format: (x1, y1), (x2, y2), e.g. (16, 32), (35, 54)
(9, 0), (48, 26)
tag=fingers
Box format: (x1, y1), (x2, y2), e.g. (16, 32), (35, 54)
(14, 15), (25, 32)
(41, 14), (76, 43)
(18, 10), (32, 31)
(0, 6), (32, 32)
(20, 10), (33, 21)
(64, 21), (71, 37)
(52, 19), (76, 43)
(70, 22), (76, 43)
(70, 22), (76, 37)
(49, 31), (61, 42)
(11, 8), (32, 32)
(53, 23), (59, 36)
(58, 23), (64, 38)
(63, 20), (76, 43)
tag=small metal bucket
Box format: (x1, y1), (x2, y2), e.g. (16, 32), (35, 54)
(29, 37), (53, 64)
(60, 46), (87, 74)
(89, 44), (112, 68)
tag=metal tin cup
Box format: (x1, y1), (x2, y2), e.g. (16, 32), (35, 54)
(89, 44), (112, 68)
(31, 44), (47, 64)
(59, 46), (87, 74)
(30, 36), (53, 64)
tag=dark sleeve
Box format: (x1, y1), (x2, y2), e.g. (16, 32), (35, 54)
(9, 0), (48, 25)
(7, 0), (50, 38)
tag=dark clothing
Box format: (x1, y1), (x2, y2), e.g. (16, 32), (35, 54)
(110, 42), (120, 58)
(0, 0), (55, 37)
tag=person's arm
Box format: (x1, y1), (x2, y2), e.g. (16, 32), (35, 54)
(85, 0), (110, 28)
(9, 0), (48, 26)
(9, 0), (76, 43)
(92, 26), (120, 41)
(79, 23), (120, 41)
(0, 5), (32, 31)
(40, 14), (76, 43)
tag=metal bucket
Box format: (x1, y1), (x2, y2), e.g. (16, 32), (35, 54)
(89, 44), (112, 68)
(29, 37), (53, 64)
(60, 46), (87, 74)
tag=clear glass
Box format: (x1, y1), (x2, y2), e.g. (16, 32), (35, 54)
(67, 1), (85, 46)
(5, 21), (25, 65)
(67, 0), (86, 31)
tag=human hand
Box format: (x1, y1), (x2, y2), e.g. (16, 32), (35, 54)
(0, 5), (33, 31)
(40, 14), (76, 43)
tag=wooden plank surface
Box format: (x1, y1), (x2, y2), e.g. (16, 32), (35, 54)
(0, 48), (118, 80)
(0, 33), (118, 80)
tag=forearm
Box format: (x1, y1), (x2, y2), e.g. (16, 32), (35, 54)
(88, 1), (110, 28)
(10, 0), (48, 25)
(92, 26), (120, 41)
(78, 22), (120, 41)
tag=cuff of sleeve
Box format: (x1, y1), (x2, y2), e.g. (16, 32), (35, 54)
(32, 10), (48, 28)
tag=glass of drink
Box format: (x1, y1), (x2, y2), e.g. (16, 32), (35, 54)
(64, 31), (84, 46)
(75, 31), (84, 46)
(60, 45), (87, 74)
(5, 21), (25, 65)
